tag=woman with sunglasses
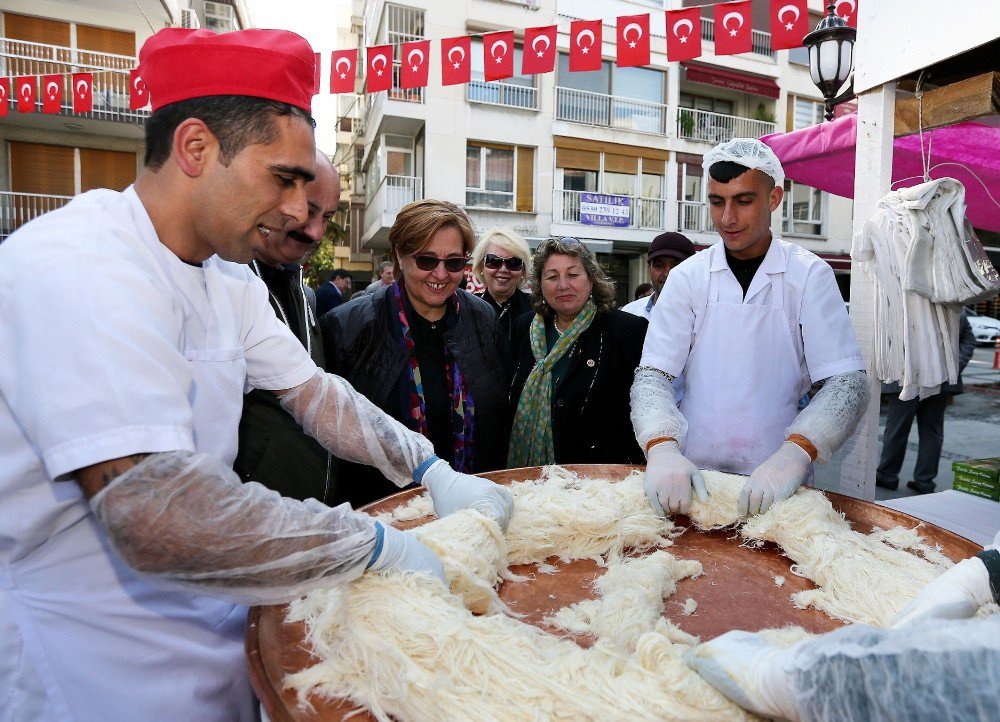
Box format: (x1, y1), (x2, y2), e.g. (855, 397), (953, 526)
(471, 229), (533, 372)
(321, 200), (508, 508)
(508, 238), (648, 468)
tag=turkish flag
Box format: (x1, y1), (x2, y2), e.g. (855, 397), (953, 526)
(714, 1), (752, 56)
(16, 76), (35, 113)
(770, 0), (809, 50)
(569, 19), (602, 72)
(42, 74), (63, 113)
(616, 14), (650, 68)
(522, 25), (556, 75)
(666, 8), (702, 62)
(400, 40), (431, 89)
(330, 49), (357, 94)
(483, 30), (514, 82)
(313, 53), (321, 95)
(0, 78), (9, 117)
(129, 69), (148, 110)
(835, 0), (858, 28)
(72, 73), (93, 113)
(366, 44), (393, 93)
(440, 36), (471, 86)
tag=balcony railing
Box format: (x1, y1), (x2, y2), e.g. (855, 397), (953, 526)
(676, 107), (776, 143)
(0, 39), (147, 123)
(467, 80), (538, 110)
(0, 191), (73, 241)
(555, 86), (669, 135)
(700, 17), (775, 59)
(554, 190), (667, 230)
(678, 201), (713, 233)
(365, 174), (423, 237)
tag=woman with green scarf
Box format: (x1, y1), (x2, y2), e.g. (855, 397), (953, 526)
(507, 238), (648, 467)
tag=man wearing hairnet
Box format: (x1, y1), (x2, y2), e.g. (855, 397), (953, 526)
(632, 138), (869, 518)
(686, 533), (1000, 721)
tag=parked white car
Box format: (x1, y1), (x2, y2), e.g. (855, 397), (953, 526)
(966, 308), (1000, 346)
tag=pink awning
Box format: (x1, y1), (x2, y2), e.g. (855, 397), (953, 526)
(761, 115), (1000, 233)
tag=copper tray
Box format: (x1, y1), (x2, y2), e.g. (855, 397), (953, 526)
(247, 464), (981, 722)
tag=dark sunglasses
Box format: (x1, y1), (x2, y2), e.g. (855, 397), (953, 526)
(483, 253), (525, 271)
(413, 254), (468, 273)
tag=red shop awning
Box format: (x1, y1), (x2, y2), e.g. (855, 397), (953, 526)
(682, 63), (780, 99)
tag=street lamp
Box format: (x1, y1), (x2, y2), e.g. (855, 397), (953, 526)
(803, 3), (857, 121)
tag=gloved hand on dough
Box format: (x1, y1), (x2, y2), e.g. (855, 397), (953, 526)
(416, 457), (514, 530)
(742, 442), (812, 516)
(644, 440), (707, 517)
(367, 521), (446, 583)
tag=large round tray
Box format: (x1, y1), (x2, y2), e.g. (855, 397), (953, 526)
(247, 464), (981, 722)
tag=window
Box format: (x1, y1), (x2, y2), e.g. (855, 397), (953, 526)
(204, 2), (237, 33)
(557, 53), (611, 94)
(469, 40), (536, 109)
(782, 180), (824, 236)
(790, 96), (824, 130)
(679, 93), (734, 116)
(788, 13), (823, 65)
(466, 143), (534, 212)
(555, 147), (667, 227)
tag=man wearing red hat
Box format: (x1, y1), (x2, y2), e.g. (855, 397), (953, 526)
(0, 28), (512, 721)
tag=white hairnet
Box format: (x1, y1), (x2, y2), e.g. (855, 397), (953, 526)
(703, 138), (785, 187)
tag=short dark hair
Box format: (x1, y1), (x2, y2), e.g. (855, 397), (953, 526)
(330, 269), (352, 280)
(708, 161), (775, 190)
(634, 282), (653, 300)
(144, 95), (315, 169)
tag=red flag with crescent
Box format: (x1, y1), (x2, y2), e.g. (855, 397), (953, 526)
(400, 40), (431, 89)
(42, 74), (63, 114)
(365, 45), (393, 93)
(522, 25), (556, 75)
(616, 14), (650, 68)
(836, 0), (858, 28)
(714, 1), (753, 56)
(0, 78), (9, 117)
(666, 7), (702, 62)
(440, 36), (471, 86)
(330, 49), (357, 94)
(72, 72), (93, 113)
(770, 0), (809, 50)
(569, 19), (602, 72)
(129, 69), (148, 110)
(483, 30), (514, 82)
(16, 76), (36, 113)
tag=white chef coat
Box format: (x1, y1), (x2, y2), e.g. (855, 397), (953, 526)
(621, 294), (655, 320)
(641, 239), (863, 470)
(0, 187), (317, 721)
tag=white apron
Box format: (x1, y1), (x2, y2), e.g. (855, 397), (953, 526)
(680, 268), (805, 475)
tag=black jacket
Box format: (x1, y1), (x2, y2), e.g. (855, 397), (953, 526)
(509, 310), (648, 465)
(321, 285), (509, 508)
(476, 288), (532, 377)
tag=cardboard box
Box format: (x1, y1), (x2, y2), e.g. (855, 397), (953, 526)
(952, 457), (1000, 502)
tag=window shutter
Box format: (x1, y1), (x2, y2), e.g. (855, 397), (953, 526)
(10, 142), (74, 196)
(516, 146), (534, 213)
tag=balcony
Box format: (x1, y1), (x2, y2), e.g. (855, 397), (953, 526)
(555, 87), (669, 136)
(676, 108), (776, 143)
(700, 17), (775, 60)
(467, 80), (538, 110)
(363, 174), (423, 247)
(678, 201), (713, 234)
(0, 192), (73, 241)
(554, 190), (667, 231)
(0, 39), (147, 124)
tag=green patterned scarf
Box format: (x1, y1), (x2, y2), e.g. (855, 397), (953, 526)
(508, 299), (596, 467)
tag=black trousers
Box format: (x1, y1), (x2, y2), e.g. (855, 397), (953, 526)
(876, 392), (949, 486)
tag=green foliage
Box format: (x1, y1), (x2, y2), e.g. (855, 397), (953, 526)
(753, 105), (776, 124)
(678, 108), (695, 137)
(303, 201), (350, 287)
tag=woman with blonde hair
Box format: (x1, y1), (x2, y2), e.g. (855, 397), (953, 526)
(471, 228), (533, 367)
(508, 238), (647, 467)
(322, 200), (508, 507)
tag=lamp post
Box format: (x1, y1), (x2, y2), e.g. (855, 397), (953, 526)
(803, 2), (857, 121)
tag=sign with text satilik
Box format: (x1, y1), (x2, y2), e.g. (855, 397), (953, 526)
(580, 193), (630, 227)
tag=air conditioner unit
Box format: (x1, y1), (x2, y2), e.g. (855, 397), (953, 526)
(204, 1), (236, 33)
(180, 8), (200, 29)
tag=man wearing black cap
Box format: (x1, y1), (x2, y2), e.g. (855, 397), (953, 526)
(622, 231), (696, 319)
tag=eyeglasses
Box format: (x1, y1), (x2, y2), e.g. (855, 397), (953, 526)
(483, 253), (525, 271)
(412, 255), (468, 273)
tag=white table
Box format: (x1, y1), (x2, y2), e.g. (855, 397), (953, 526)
(879, 490), (1000, 548)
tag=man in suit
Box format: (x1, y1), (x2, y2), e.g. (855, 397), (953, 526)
(317, 268), (352, 317)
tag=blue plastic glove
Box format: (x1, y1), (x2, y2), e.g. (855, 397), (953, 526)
(416, 457), (514, 530)
(644, 440), (707, 516)
(366, 521), (445, 584)
(741, 442), (811, 517)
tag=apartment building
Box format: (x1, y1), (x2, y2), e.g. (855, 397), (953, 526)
(340, 0), (854, 304)
(0, 0), (252, 240)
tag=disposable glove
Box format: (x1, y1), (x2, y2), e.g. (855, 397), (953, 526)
(685, 630), (801, 722)
(742, 442), (811, 517)
(367, 521), (446, 584)
(892, 556), (994, 628)
(417, 457), (514, 530)
(644, 440), (707, 517)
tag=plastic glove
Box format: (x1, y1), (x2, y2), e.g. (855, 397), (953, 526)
(892, 557), (994, 628)
(418, 458), (514, 531)
(685, 630), (801, 722)
(644, 440), (707, 517)
(367, 521), (446, 584)
(741, 442), (811, 517)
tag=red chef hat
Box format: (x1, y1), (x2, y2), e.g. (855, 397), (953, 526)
(137, 28), (315, 113)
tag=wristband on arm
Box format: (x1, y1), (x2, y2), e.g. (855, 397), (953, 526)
(786, 434), (818, 462)
(644, 436), (676, 456)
